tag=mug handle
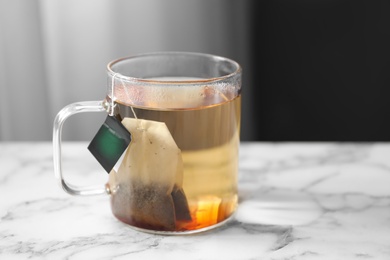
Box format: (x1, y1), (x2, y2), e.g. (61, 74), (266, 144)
(53, 100), (108, 196)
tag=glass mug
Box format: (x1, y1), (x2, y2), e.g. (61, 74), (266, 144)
(53, 52), (242, 234)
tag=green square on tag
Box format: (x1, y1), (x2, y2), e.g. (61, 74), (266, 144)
(88, 115), (131, 173)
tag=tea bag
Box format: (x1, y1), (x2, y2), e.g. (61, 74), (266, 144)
(115, 117), (191, 230)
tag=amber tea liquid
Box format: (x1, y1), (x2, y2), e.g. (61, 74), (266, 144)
(108, 87), (240, 232)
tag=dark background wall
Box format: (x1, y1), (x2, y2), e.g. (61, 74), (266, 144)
(250, 0), (390, 141)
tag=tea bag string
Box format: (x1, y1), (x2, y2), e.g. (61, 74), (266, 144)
(217, 89), (229, 102)
(204, 86), (229, 102)
(112, 73), (138, 120)
(103, 74), (116, 116)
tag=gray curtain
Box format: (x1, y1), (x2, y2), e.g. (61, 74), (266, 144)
(0, 0), (254, 141)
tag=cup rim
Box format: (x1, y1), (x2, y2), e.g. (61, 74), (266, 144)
(106, 51), (242, 85)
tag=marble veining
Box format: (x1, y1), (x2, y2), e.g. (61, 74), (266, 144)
(0, 142), (390, 259)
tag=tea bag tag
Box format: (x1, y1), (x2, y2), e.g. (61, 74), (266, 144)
(88, 115), (131, 173)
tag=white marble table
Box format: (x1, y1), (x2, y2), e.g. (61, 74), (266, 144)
(0, 142), (389, 259)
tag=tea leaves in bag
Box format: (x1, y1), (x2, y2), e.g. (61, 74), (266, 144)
(113, 118), (191, 231)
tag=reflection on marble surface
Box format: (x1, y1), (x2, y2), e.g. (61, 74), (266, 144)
(0, 142), (390, 259)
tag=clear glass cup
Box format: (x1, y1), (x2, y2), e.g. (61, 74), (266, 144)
(53, 52), (242, 234)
